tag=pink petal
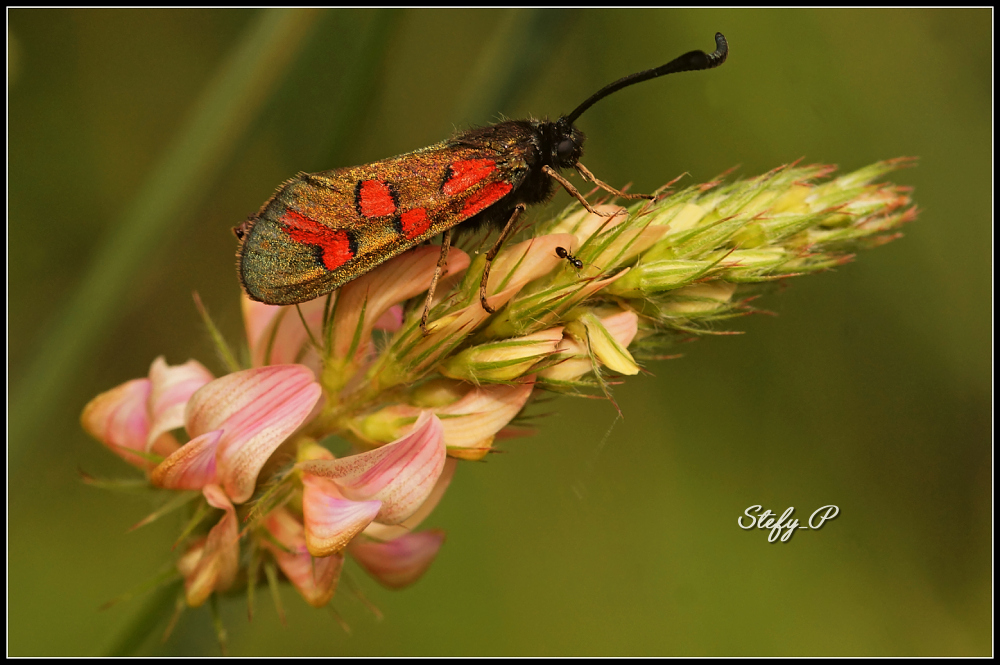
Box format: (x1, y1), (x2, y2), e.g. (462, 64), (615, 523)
(527, 269), (632, 332)
(373, 304), (405, 332)
(241, 295), (282, 354)
(149, 429), (222, 490)
(242, 293), (328, 367)
(411, 235), (578, 366)
(331, 246), (470, 361)
(300, 412), (446, 525)
(263, 508), (343, 608)
(349, 530), (446, 589)
(548, 204), (629, 244)
(176, 538), (206, 579)
(80, 378), (153, 469)
(351, 378), (535, 461)
(364, 457), (457, 542)
(483, 234), (577, 298)
(147, 357), (214, 449)
(592, 225), (670, 269)
(301, 474), (382, 557)
(435, 377), (535, 460)
(181, 484), (239, 607)
(185, 365), (323, 503)
(600, 309), (639, 348)
(148, 432), (181, 459)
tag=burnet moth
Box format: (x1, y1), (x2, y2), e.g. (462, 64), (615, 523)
(236, 32), (728, 328)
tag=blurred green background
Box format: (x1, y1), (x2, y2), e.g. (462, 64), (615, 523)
(7, 9), (991, 656)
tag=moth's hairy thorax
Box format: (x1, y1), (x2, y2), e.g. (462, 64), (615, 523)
(451, 119), (587, 233)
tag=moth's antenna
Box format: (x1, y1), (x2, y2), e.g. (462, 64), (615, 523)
(563, 32), (728, 126)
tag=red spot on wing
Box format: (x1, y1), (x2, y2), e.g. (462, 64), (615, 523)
(444, 159), (496, 196)
(281, 209), (356, 272)
(359, 180), (396, 217)
(462, 182), (513, 217)
(400, 208), (432, 240)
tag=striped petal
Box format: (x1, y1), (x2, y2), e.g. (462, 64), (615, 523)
(179, 484), (239, 607)
(301, 474), (381, 557)
(242, 293), (328, 367)
(364, 457), (457, 542)
(482, 234), (577, 298)
(349, 379), (535, 461)
(300, 412), (446, 525)
(435, 377), (534, 461)
(80, 378), (153, 469)
(332, 246), (470, 361)
(149, 429), (222, 490)
(349, 530), (446, 589)
(263, 508), (342, 608)
(185, 365), (322, 503)
(147, 357), (214, 448)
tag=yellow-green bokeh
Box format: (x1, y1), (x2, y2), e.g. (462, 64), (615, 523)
(8, 9), (991, 656)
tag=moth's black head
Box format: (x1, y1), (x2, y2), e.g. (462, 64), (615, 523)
(546, 118), (585, 169)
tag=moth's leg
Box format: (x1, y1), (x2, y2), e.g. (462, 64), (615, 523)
(420, 227), (453, 333)
(479, 203), (526, 314)
(575, 162), (654, 200)
(542, 165), (612, 217)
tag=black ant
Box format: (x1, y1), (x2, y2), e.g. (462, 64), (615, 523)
(555, 246), (584, 270)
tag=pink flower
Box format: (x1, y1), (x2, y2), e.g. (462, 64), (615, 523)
(267, 412), (449, 606)
(81, 357), (213, 470)
(263, 508), (343, 608)
(176, 484), (239, 607)
(351, 378), (535, 461)
(329, 246), (471, 363)
(301, 474), (382, 557)
(349, 530), (447, 589)
(241, 295), (403, 373)
(297, 414), (454, 590)
(242, 296), (327, 369)
(300, 411), (447, 526)
(347, 460), (457, 589)
(150, 364), (322, 503)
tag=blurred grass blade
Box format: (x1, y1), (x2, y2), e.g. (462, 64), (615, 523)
(320, 8), (402, 164)
(10, 9), (321, 467)
(452, 9), (581, 127)
(104, 579), (184, 656)
(128, 490), (201, 533)
(193, 291), (242, 374)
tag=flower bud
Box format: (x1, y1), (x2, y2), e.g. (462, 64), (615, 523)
(440, 327), (563, 384)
